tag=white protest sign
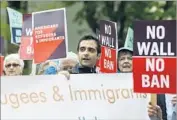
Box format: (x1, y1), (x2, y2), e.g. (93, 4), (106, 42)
(1, 73), (151, 120)
(7, 7), (22, 45)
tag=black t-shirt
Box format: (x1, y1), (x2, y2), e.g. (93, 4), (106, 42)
(72, 64), (96, 74)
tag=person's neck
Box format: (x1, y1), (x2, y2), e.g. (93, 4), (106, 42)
(80, 64), (95, 69)
(78, 64), (96, 73)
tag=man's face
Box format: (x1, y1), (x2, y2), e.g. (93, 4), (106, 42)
(60, 59), (78, 73)
(4, 59), (22, 76)
(118, 51), (132, 72)
(78, 40), (99, 67)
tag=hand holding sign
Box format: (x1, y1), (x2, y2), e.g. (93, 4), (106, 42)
(148, 102), (163, 120)
(7, 7), (22, 45)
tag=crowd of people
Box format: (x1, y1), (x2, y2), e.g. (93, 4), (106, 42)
(1, 34), (176, 120)
(2, 35), (133, 76)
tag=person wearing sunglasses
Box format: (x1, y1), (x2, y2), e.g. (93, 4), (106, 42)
(3, 54), (24, 76)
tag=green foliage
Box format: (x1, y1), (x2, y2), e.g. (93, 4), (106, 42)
(62, 1), (176, 47)
(28, 1), (66, 13)
(0, 0), (8, 8)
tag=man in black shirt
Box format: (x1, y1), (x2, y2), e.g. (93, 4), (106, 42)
(72, 35), (101, 74)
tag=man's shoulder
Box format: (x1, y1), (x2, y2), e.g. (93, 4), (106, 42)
(72, 64), (97, 74)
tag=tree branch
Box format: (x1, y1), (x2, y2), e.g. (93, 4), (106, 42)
(159, 1), (173, 20)
(116, 2), (127, 43)
(84, 1), (98, 33)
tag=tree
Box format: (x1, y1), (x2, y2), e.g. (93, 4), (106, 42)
(62, 1), (176, 47)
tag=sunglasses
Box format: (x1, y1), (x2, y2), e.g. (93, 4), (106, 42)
(5, 63), (20, 68)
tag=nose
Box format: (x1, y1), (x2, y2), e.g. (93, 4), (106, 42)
(124, 58), (128, 62)
(83, 49), (89, 57)
(9, 65), (14, 69)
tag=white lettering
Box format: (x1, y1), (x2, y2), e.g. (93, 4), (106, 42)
(146, 26), (165, 39)
(150, 42), (159, 55)
(146, 58), (164, 72)
(142, 74), (169, 88)
(105, 48), (111, 58)
(104, 59), (114, 70)
(137, 42), (150, 55)
(168, 42), (175, 56)
(26, 28), (33, 36)
(142, 75), (150, 88)
(105, 24), (111, 35)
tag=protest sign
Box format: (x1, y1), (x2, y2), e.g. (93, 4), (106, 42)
(133, 20), (176, 94)
(7, 7), (22, 45)
(99, 20), (118, 73)
(32, 8), (68, 63)
(19, 14), (34, 60)
(124, 27), (133, 51)
(96, 28), (101, 42)
(0, 37), (4, 75)
(1, 73), (150, 120)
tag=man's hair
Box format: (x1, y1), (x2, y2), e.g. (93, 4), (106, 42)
(77, 35), (101, 55)
(3, 53), (24, 70)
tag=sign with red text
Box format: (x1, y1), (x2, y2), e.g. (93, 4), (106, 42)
(133, 20), (176, 94)
(19, 14), (33, 60)
(99, 20), (118, 73)
(1, 74), (150, 120)
(32, 8), (68, 63)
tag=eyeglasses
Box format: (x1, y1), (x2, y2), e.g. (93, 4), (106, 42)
(5, 63), (20, 68)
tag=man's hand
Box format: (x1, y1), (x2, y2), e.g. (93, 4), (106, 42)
(171, 95), (177, 107)
(148, 102), (163, 120)
(58, 70), (70, 80)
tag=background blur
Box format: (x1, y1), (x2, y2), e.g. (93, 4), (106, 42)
(1, 1), (176, 74)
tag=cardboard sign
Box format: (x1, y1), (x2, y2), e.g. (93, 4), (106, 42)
(133, 20), (176, 94)
(32, 8), (68, 63)
(1, 74), (150, 120)
(7, 7), (22, 45)
(99, 20), (118, 73)
(124, 27), (133, 51)
(19, 14), (34, 60)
